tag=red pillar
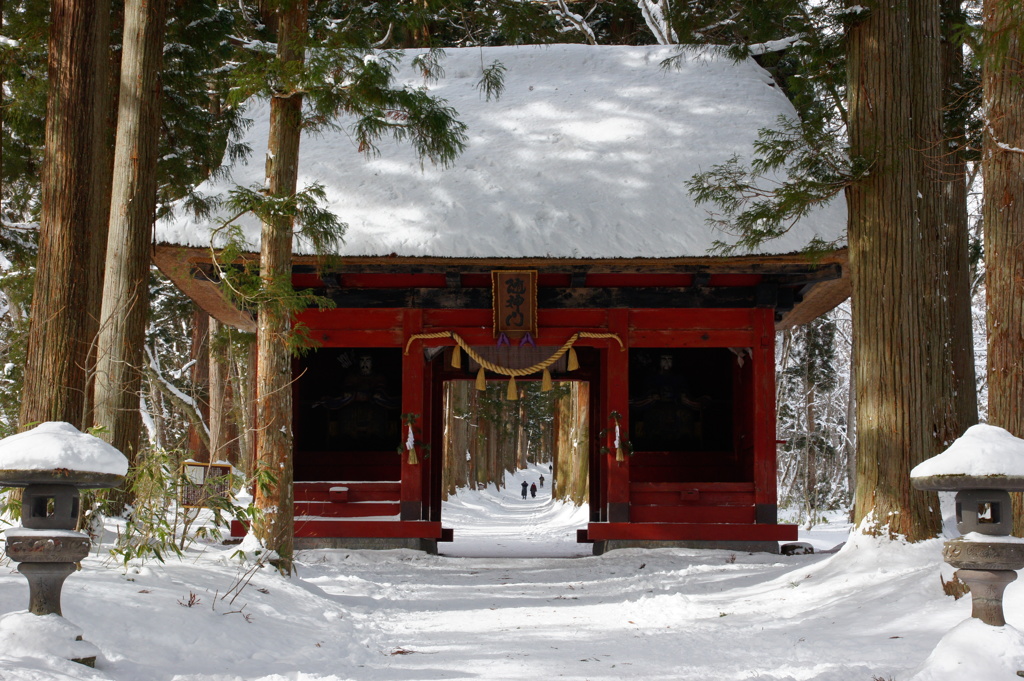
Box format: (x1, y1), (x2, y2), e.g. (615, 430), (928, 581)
(604, 310), (630, 522)
(400, 309), (425, 520)
(752, 308), (778, 523)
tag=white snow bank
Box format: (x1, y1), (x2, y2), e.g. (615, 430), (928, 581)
(912, 424), (1024, 479)
(0, 611), (100, 664)
(157, 44), (846, 259)
(906, 618), (1024, 681)
(0, 421), (129, 476)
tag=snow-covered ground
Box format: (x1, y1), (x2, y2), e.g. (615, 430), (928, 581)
(2, 463), (1023, 680)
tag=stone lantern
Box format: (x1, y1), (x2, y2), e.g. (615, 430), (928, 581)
(911, 423), (1024, 627)
(0, 421), (127, 665)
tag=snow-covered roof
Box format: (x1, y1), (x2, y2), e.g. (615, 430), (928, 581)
(156, 44), (846, 260)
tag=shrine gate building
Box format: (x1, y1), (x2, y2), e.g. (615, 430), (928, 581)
(155, 44), (849, 554)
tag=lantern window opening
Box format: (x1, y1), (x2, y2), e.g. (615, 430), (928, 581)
(31, 495), (55, 519)
(978, 502), (999, 524)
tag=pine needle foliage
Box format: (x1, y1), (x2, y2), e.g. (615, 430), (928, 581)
(477, 59), (506, 102)
(0, 223), (36, 437)
(0, 0), (50, 221)
(686, 115), (861, 255)
(228, 10), (470, 167)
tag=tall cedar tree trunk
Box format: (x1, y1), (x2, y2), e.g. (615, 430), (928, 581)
(848, 1), (943, 541)
(845, 342), (856, 501)
(911, 1), (965, 454)
(982, 3), (1024, 529)
(20, 0), (112, 430)
(804, 382), (817, 523)
(82, 6), (119, 429)
(254, 0), (307, 574)
(941, 0), (979, 436)
(0, 0), (4, 211)
(93, 0), (166, 488)
(226, 334), (257, 474)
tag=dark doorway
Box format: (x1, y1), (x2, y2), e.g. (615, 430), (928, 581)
(293, 347), (403, 481)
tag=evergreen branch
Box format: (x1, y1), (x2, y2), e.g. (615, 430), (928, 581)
(686, 115), (857, 255)
(477, 59), (506, 102)
(412, 48), (446, 84)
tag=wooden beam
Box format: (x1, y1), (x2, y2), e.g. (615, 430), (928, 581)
(313, 286), (783, 310)
(400, 309), (425, 519)
(151, 246), (256, 332)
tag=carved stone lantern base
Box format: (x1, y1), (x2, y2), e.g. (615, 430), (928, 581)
(955, 569), (1018, 627)
(17, 563), (77, 617)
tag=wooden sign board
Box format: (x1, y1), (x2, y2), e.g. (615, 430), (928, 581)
(492, 270), (538, 339)
(180, 462), (233, 509)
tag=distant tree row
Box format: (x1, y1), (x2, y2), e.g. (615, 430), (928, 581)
(441, 380), (589, 506)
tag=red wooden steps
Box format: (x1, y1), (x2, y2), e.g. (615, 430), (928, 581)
(296, 501), (400, 518)
(293, 519), (450, 540)
(580, 522), (797, 542)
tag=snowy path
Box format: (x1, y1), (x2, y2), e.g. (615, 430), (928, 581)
(2, 471), (1019, 680)
(438, 469), (590, 559)
(289, 472), (969, 681)
(297, 523), (960, 681)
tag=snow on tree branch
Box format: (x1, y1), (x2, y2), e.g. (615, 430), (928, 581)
(637, 0), (678, 45)
(549, 0), (597, 45)
(748, 34), (806, 56)
(987, 124), (1024, 154)
(144, 344), (211, 446)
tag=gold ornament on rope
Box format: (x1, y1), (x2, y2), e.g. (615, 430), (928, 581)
(404, 330), (624, 399)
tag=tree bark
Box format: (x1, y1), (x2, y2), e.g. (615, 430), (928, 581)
(940, 0), (979, 438)
(234, 337), (257, 474)
(804, 382), (817, 525)
(253, 0), (307, 574)
(20, 0), (112, 430)
(81, 2), (118, 430)
(982, 1), (1024, 530)
(93, 0), (166, 482)
(845, 337), (856, 502)
(847, 0), (943, 541)
(208, 317), (240, 465)
(186, 309), (211, 462)
(1, 0), (5, 213)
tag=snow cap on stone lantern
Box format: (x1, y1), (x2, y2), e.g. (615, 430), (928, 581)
(912, 424), (1024, 628)
(912, 424), (1024, 482)
(912, 424), (1024, 537)
(0, 421), (129, 485)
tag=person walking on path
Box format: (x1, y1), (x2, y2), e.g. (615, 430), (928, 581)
(521, 480), (529, 499)
(530, 482), (537, 498)
(539, 475), (545, 488)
